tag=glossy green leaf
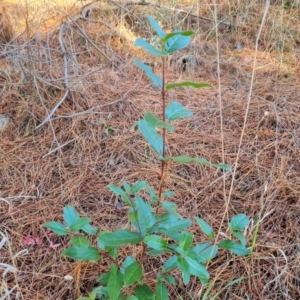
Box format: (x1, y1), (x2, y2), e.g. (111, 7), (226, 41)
(163, 190), (175, 198)
(177, 257), (191, 285)
(144, 113), (174, 132)
(157, 273), (176, 285)
(146, 15), (166, 38)
(62, 245), (100, 261)
(171, 155), (210, 165)
(230, 214), (249, 232)
(155, 281), (169, 300)
(70, 217), (91, 232)
(131, 181), (147, 193)
(127, 296), (139, 300)
(93, 286), (108, 297)
(179, 232), (194, 250)
(108, 184), (126, 197)
(166, 82), (211, 90)
(219, 240), (251, 256)
(135, 195), (157, 236)
(71, 236), (89, 248)
(162, 31), (194, 43)
(191, 243), (218, 263)
(108, 266), (122, 300)
(82, 224), (98, 235)
(62, 207), (96, 235)
(134, 58), (162, 87)
(161, 201), (179, 216)
(121, 194), (132, 206)
(164, 33), (191, 53)
(156, 214), (191, 233)
(121, 256), (136, 274)
(232, 231), (247, 246)
(134, 39), (167, 56)
(107, 246), (118, 259)
(194, 217), (214, 240)
(134, 284), (155, 300)
(124, 262), (142, 287)
(211, 163), (232, 171)
(99, 230), (143, 247)
(165, 102), (193, 121)
(97, 272), (110, 284)
(63, 206), (80, 228)
(185, 256), (209, 286)
(123, 182), (131, 193)
(162, 255), (177, 272)
(42, 221), (68, 236)
(144, 235), (167, 251)
(138, 119), (163, 155)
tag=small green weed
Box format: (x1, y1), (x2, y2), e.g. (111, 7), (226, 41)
(43, 15), (251, 300)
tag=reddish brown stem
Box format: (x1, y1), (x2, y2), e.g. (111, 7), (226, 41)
(158, 57), (166, 199)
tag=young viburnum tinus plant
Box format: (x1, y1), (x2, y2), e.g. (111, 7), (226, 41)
(43, 15), (251, 300)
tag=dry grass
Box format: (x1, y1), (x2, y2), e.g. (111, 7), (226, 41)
(1, 0), (300, 299)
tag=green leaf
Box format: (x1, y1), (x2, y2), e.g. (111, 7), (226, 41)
(121, 194), (132, 206)
(190, 243), (218, 263)
(82, 224), (98, 235)
(124, 262), (142, 287)
(134, 39), (167, 57)
(98, 230), (143, 247)
(165, 102), (193, 121)
(42, 221), (68, 236)
(157, 273), (176, 285)
(211, 163), (232, 171)
(134, 58), (162, 87)
(155, 282), (169, 300)
(146, 15), (166, 38)
(162, 255), (177, 272)
(138, 120), (163, 155)
(134, 284), (155, 300)
(229, 214), (249, 232)
(144, 235), (167, 251)
(163, 190), (175, 198)
(162, 31), (194, 43)
(232, 231), (247, 246)
(71, 236), (89, 248)
(123, 182), (131, 193)
(70, 217), (91, 232)
(62, 245), (100, 261)
(171, 155), (210, 165)
(63, 205), (80, 228)
(194, 217), (215, 240)
(121, 256), (136, 274)
(107, 246), (118, 259)
(177, 257), (191, 285)
(219, 240), (251, 256)
(156, 214), (191, 233)
(131, 181), (147, 193)
(161, 201), (179, 216)
(166, 82), (211, 90)
(147, 249), (166, 256)
(144, 113), (174, 132)
(184, 256), (209, 286)
(108, 266), (122, 300)
(135, 195), (157, 236)
(179, 232), (193, 250)
(108, 184), (126, 197)
(93, 286), (108, 297)
(63, 206), (97, 235)
(118, 294), (127, 300)
(164, 32), (191, 53)
(126, 296), (139, 300)
(97, 272), (110, 284)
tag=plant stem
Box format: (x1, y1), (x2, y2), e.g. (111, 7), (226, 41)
(158, 57), (166, 199)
